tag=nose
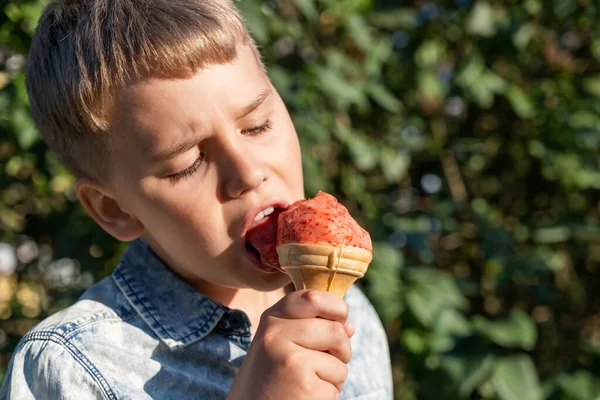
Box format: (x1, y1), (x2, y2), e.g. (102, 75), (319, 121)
(220, 141), (267, 199)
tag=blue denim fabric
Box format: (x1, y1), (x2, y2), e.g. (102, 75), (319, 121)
(1, 239), (393, 399)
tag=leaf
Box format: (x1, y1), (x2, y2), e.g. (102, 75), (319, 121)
(294, 113), (332, 145)
(406, 268), (468, 327)
(366, 83), (403, 113)
(506, 85), (535, 119)
(368, 9), (417, 30)
(321, 0), (370, 16)
(592, 39), (600, 62)
(568, 111), (600, 131)
(19, 3), (47, 34)
(473, 310), (537, 350)
(467, 2), (496, 38)
(268, 66), (293, 100)
(12, 107), (39, 150)
(553, 0), (577, 19)
(528, 140), (546, 158)
(380, 148), (410, 182)
(513, 23), (538, 50)
(414, 40), (446, 68)
(457, 52), (486, 88)
(457, 53), (506, 108)
(4, 3), (22, 22)
(346, 14), (372, 52)
(417, 71), (446, 102)
(366, 243), (404, 324)
(236, 0), (270, 43)
(491, 355), (542, 400)
(441, 354), (495, 398)
(365, 38), (393, 79)
(402, 329), (427, 355)
(430, 309), (473, 353)
(406, 285), (439, 328)
(312, 66), (369, 112)
(524, 0), (542, 15)
(532, 226), (572, 244)
(302, 156), (332, 195)
(434, 308), (473, 338)
(582, 75), (600, 97)
(325, 50), (362, 77)
(294, 0), (318, 22)
(482, 71), (508, 94)
(348, 136), (379, 171)
(341, 165), (367, 198)
(556, 370), (600, 400)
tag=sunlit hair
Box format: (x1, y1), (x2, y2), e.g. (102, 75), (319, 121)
(26, 0), (262, 181)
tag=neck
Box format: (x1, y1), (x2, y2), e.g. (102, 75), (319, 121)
(142, 238), (291, 329)
(195, 284), (292, 332)
(230, 287), (285, 326)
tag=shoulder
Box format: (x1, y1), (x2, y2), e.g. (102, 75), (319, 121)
(343, 285), (394, 400)
(345, 285), (383, 330)
(1, 277), (138, 400)
(345, 284), (389, 356)
(25, 275), (136, 338)
(1, 335), (112, 400)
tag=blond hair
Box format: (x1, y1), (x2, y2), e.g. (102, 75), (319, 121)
(26, 0), (261, 181)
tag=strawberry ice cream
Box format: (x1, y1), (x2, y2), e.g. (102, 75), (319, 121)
(245, 191), (372, 271)
(278, 191), (372, 251)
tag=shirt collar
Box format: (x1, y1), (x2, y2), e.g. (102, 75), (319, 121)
(112, 238), (228, 350)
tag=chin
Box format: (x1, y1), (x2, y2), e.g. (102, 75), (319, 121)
(245, 271), (291, 292)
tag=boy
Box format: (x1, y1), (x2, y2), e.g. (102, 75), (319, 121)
(0, 0), (393, 398)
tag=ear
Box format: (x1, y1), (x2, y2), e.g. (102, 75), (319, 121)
(76, 177), (144, 242)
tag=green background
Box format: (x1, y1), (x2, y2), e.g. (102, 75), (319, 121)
(1, 0), (600, 398)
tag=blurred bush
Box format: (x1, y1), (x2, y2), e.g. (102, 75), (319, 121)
(1, 0), (600, 398)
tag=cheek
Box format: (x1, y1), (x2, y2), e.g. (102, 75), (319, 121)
(131, 180), (215, 231)
(282, 122), (303, 178)
(275, 113), (302, 163)
(136, 188), (232, 253)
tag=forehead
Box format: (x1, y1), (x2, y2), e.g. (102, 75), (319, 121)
(110, 45), (270, 156)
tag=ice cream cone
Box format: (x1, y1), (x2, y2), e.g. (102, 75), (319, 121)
(277, 243), (372, 297)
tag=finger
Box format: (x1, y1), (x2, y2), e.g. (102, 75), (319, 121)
(287, 319), (352, 363)
(344, 321), (355, 338)
(312, 380), (341, 400)
(269, 289), (349, 322)
(310, 350), (349, 394)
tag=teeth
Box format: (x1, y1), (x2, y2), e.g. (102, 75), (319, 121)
(263, 206), (275, 216)
(253, 206), (275, 222)
(254, 211), (265, 222)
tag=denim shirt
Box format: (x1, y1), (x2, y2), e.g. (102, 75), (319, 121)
(1, 239), (393, 399)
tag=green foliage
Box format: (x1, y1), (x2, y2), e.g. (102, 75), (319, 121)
(2, 0), (600, 398)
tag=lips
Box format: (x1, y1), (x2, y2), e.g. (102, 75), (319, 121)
(242, 200), (289, 273)
(244, 241), (281, 274)
(245, 209), (284, 270)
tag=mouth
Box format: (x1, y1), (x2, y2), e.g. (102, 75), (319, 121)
(243, 240), (281, 274)
(245, 240), (261, 260)
(242, 201), (289, 274)
(242, 202), (288, 236)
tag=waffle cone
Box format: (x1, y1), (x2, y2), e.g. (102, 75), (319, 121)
(277, 243), (372, 297)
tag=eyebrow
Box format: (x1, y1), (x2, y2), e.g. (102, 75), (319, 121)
(151, 89), (273, 164)
(235, 88), (272, 120)
(151, 136), (200, 164)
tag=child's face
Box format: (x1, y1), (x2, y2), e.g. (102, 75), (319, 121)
(100, 45), (304, 294)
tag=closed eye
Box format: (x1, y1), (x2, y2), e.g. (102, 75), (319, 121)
(165, 120), (272, 183)
(242, 120), (272, 136)
(166, 153), (204, 183)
